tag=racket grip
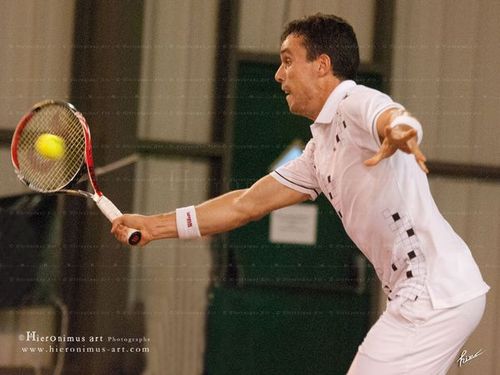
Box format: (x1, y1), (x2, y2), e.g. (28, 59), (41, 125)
(94, 195), (142, 246)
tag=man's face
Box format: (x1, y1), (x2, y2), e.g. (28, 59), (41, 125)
(275, 34), (321, 120)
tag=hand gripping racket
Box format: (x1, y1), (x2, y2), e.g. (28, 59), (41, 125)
(11, 100), (141, 245)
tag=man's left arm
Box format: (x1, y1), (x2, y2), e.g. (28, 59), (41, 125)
(364, 108), (429, 173)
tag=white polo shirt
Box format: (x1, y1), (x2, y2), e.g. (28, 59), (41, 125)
(271, 80), (489, 309)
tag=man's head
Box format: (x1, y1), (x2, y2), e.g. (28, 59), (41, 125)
(275, 14), (359, 120)
(280, 13), (359, 81)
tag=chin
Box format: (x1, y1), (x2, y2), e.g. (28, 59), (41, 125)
(287, 100), (298, 114)
(288, 104), (305, 117)
(286, 98), (307, 117)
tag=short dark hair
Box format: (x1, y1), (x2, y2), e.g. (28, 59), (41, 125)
(281, 13), (360, 80)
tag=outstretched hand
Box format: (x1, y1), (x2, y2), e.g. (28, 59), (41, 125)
(364, 125), (429, 173)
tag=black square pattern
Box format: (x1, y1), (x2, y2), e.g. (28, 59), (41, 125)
(406, 228), (415, 237)
(392, 213), (401, 221)
(408, 250), (416, 259)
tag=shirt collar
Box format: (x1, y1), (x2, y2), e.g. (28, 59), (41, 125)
(314, 80), (356, 125)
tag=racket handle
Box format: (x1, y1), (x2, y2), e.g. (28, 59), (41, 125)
(94, 195), (142, 246)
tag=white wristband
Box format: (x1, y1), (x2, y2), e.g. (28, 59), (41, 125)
(176, 206), (202, 239)
(389, 115), (423, 144)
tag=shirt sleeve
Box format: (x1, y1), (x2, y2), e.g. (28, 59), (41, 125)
(269, 139), (321, 201)
(342, 86), (405, 151)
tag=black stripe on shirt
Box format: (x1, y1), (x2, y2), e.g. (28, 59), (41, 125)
(273, 171), (320, 196)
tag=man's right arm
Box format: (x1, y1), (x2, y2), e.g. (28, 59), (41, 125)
(111, 174), (309, 246)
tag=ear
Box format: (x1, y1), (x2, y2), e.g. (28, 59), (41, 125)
(317, 54), (332, 77)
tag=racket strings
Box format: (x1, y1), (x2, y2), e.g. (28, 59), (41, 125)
(16, 105), (85, 192)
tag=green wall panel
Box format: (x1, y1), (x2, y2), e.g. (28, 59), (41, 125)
(205, 286), (370, 375)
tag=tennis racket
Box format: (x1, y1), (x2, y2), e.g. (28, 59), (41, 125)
(11, 100), (141, 245)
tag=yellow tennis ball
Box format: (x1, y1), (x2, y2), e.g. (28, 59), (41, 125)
(35, 133), (66, 160)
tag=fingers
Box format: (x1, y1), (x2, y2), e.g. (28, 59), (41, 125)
(111, 214), (152, 246)
(412, 150), (429, 173)
(403, 134), (429, 174)
(111, 216), (124, 234)
(115, 225), (129, 244)
(111, 221), (129, 244)
(364, 138), (396, 167)
(388, 126), (429, 173)
(399, 128), (417, 143)
(364, 151), (384, 167)
(417, 158), (429, 174)
(365, 127), (429, 173)
(365, 149), (429, 173)
(111, 215), (141, 246)
(386, 125), (416, 140)
(386, 127), (416, 149)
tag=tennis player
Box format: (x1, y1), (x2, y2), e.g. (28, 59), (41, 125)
(112, 14), (489, 374)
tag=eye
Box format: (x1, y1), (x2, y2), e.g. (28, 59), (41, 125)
(284, 58), (292, 67)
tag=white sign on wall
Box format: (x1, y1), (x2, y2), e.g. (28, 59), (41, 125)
(269, 204), (318, 245)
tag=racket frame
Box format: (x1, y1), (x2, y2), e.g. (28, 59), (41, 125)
(11, 100), (141, 245)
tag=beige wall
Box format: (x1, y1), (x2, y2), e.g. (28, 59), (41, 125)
(137, 0), (218, 143)
(0, 1), (75, 371)
(0, 0), (75, 131)
(0, 0), (75, 198)
(430, 178), (500, 375)
(390, 1), (500, 373)
(132, 157), (212, 375)
(0, 307), (58, 369)
(392, 0), (500, 166)
(238, 0), (376, 63)
(133, 1), (219, 373)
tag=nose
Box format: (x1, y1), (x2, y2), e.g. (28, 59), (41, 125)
(275, 64), (284, 83)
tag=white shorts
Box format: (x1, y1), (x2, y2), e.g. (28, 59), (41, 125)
(347, 288), (486, 375)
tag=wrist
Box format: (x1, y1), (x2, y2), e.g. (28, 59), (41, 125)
(389, 114), (423, 144)
(175, 206), (202, 239)
(149, 213), (178, 240)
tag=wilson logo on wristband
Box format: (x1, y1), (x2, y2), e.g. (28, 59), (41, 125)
(176, 206), (201, 239)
